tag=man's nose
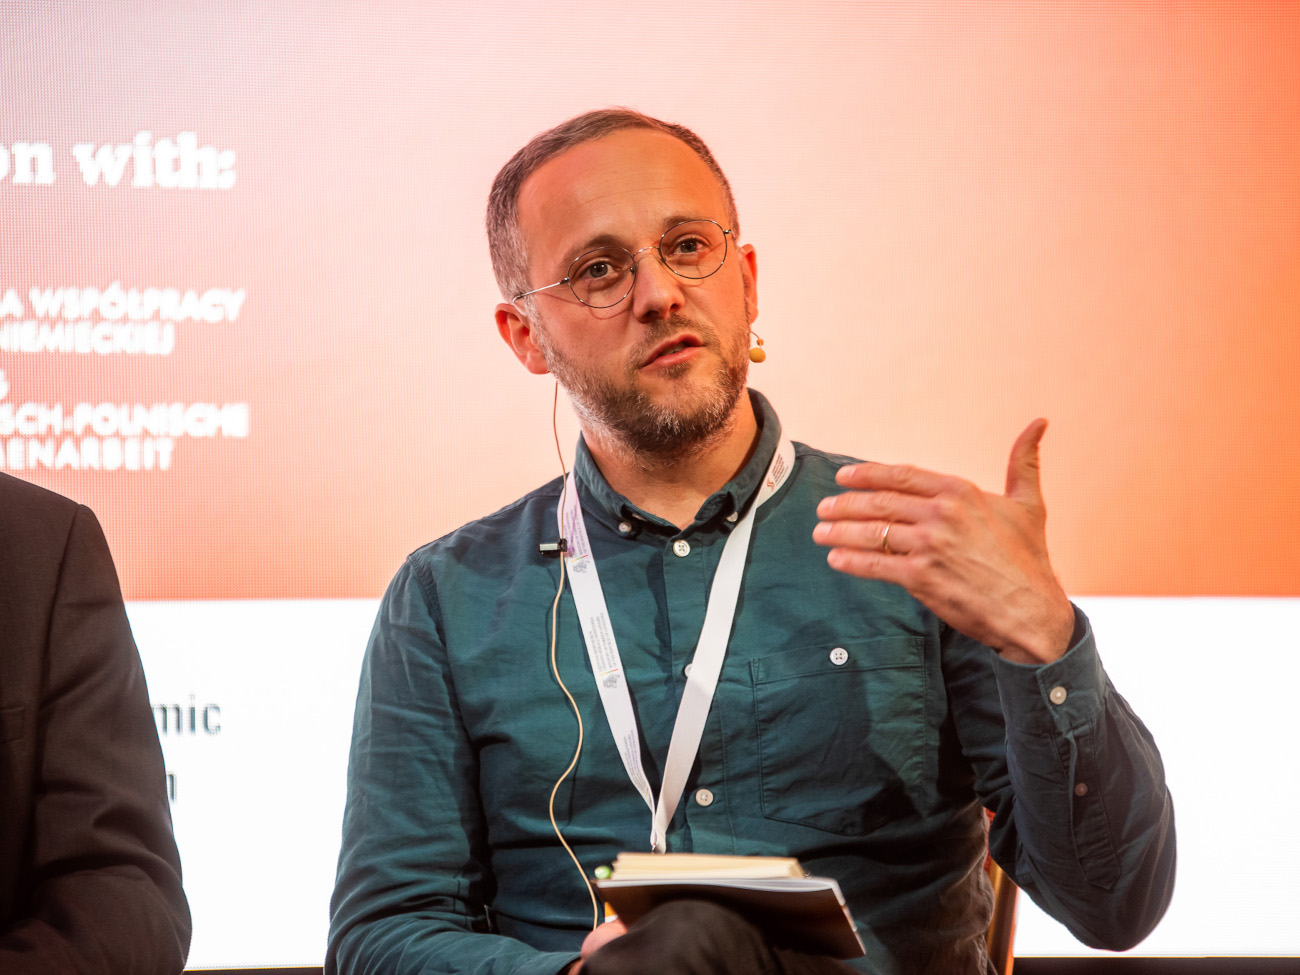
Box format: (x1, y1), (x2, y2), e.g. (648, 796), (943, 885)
(627, 246), (685, 322)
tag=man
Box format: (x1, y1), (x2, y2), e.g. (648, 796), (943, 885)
(0, 472), (190, 974)
(328, 109), (1174, 974)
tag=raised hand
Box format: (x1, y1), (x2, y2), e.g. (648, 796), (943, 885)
(812, 419), (1075, 664)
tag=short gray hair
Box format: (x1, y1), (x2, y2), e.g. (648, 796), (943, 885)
(486, 108), (740, 303)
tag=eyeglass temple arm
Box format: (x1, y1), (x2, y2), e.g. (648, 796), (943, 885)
(513, 279), (568, 302)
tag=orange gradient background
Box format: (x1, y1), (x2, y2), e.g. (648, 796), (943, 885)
(3, 1), (1297, 599)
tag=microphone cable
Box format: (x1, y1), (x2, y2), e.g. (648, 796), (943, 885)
(543, 379), (601, 932)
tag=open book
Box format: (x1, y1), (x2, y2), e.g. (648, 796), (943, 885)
(592, 853), (865, 959)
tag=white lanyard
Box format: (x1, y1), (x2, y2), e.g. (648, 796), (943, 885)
(559, 438), (795, 852)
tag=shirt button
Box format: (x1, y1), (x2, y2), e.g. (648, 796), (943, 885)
(1074, 782), (1089, 797)
(694, 788), (714, 807)
(1049, 685), (1068, 705)
(618, 521), (633, 534)
(683, 663), (693, 677)
(672, 539), (691, 558)
(725, 511), (739, 523)
(829, 647), (849, 666)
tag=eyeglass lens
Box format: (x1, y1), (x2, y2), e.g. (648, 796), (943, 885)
(567, 220), (728, 308)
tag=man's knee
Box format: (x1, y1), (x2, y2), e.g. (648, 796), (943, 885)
(584, 899), (773, 975)
(636, 898), (749, 937)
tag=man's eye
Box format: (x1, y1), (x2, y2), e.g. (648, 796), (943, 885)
(570, 252), (628, 298)
(665, 235), (717, 269)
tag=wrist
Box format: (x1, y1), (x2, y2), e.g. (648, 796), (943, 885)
(996, 598), (1076, 665)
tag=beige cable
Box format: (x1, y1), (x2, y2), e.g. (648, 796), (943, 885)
(543, 380), (601, 932)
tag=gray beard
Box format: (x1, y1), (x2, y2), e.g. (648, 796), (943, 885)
(536, 316), (749, 458)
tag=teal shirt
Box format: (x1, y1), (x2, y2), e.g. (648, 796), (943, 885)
(328, 391), (1174, 975)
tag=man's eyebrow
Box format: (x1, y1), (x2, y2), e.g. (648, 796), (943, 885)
(573, 232), (624, 254)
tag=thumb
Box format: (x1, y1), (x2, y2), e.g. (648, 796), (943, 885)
(1005, 418), (1049, 506)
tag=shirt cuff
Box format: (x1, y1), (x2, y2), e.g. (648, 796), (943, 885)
(991, 604), (1107, 736)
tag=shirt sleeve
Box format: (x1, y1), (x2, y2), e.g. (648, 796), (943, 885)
(326, 557), (581, 975)
(945, 606), (1176, 950)
(0, 505), (191, 975)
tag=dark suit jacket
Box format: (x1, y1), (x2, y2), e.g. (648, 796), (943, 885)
(0, 473), (190, 973)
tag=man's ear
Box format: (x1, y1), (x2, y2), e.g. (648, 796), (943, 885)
(739, 243), (759, 325)
(495, 302), (550, 375)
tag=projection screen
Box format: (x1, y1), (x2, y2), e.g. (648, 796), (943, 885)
(3, 2), (1297, 967)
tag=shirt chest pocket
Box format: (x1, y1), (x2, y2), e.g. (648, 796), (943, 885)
(749, 636), (927, 836)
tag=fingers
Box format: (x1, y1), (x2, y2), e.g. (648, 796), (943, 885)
(1004, 418), (1048, 504)
(814, 513), (914, 591)
(813, 517), (911, 555)
(823, 543), (908, 583)
(816, 485), (931, 525)
(815, 461), (954, 561)
(834, 459), (961, 497)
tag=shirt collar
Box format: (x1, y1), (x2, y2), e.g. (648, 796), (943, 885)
(572, 389), (783, 534)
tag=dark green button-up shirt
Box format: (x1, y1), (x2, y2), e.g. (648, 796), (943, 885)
(328, 391), (1175, 975)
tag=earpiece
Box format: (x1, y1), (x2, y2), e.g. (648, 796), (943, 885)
(748, 331), (766, 363)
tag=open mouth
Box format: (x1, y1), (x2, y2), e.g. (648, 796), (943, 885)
(644, 335), (702, 366)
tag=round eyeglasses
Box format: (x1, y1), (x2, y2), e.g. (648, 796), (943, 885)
(513, 219), (734, 309)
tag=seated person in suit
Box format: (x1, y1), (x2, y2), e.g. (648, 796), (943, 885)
(0, 472), (190, 975)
